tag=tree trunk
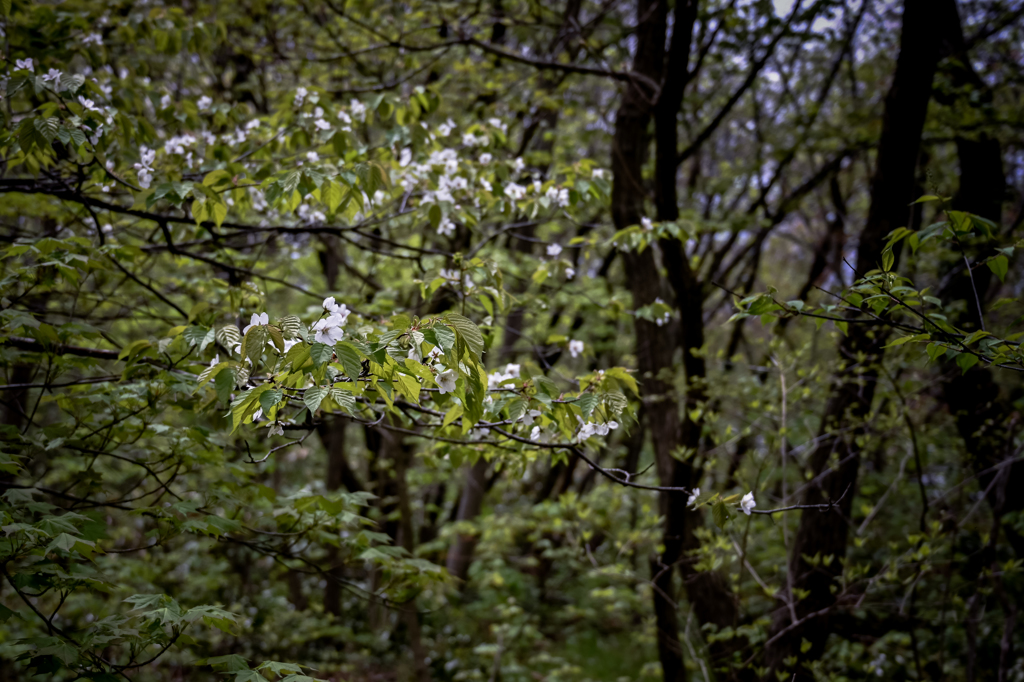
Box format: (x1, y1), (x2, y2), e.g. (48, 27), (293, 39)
(765, 1), (946, 677)
(445, 457), (489, 583)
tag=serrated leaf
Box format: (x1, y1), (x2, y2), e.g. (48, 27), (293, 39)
(712, 501), (730, 529)
(240, 326), (268, 365)
(279, 315), (302, 338)
(304, 386), (329, 413)
(446, 313), (484, 358)
(329, 387), (356, 413)
(217, 325), (241, 347)
(310, 342), (335, 367)
(336, 341), (362, 382)
(33, 117), (60, 143)
(575, 393), (599, 419)
(259, 389), (283, 413)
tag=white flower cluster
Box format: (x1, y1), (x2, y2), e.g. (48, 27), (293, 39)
(312, 297), (351, 344)
(568, 339), (584, 358)
(134, 146), (156, 189)
(575, 415), (619, 443)
(740, 491), (756, 515)
(488, 363), (520, 389)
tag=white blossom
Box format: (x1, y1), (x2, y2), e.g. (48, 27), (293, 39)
(437, 118), (456, 136)
(82, 32), (103, 46)
(565, 267), (576, 279)
(546, 243), (563, 258)
(294, 87), (308, 107)
(197, 95), (212, 110)
(478, 153), (492, 165)
(740, 491), (756, 516)
(504, 183), (526, 201)
(512, 157), (526, 173)
(436, 368), (458, 394)
(505, 363), (520, 378)
(568, 339), (584, 358)
(545, 186), (570, 207)
(687, 488), (700, 508)
(314, 118), (331, 131)
(641, 217), (653, 231)
(399, 148), (412, 167)
(15, 58), (33, 71)
(243, 312), (270, 334)
(78, 96), (100, 112)
(575, 415), (619, 442)
(349, 99), (367, 121)
(530, 425), (541, 441)
(133, 146), (156, 189)
(42, 68), (62, 84)
(312, 311), (346, 344)
(592, 169), (606, 179)
(306, 151), (319, 163)
(487, 117), (508, 134)
(437, 217), (455, 237)
(160, 93), (172, 109)
(268, 423), (284, 437)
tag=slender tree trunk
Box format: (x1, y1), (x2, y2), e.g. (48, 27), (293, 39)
(445, 457), (489, 583)
(765, 1), (945, 677)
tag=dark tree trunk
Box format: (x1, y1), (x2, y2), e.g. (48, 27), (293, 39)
(765, 1), (946, 677)
(445, 457), (489, 583)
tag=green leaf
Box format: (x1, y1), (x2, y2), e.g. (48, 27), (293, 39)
(712, 501), (730, 529)
(310, 342), (334, 367)
(329, 387), (356, 413)
(304, 386), (329, 413)
(184, 325), (215, 351)
(336, 342), (362, 382)
(987, 254), (1009, 282)
(259, 389), (283, 413)
(446, 313), (484, 358)
(241, 326), (268, 364)
(955, 352), (980, 374)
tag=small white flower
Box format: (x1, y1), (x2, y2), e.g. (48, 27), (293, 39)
(197, 95), (212, 110)
(546, 243), (562, 258)
(312, 321), (344, 345)
(399, 148), (412, 167)
(436, 368), (458, 394)
(349, 99), (366, 120)
(78, 96), (100, 112)
(641, 217), (653, 231)
(242, 312), (270, 334)
(268, 423), (284, 437)
(530, 425), (542, 441)
(314, 118), (331, 131)
(82, 32), (103, 46)
(160, 93), (172, 110)
(306, 151), (319, 163)
(42, 68), (62, 84)
(565, 267), (575, 279)
(592, 169), (605, 179)
(568, 339), (584, 358)
(253, 408), (263, 421)
(687, 488), (700, 508)
(437, 118), (456, 136)
(740, 491), (756, 516)
(478, 153), (492, 165)
(437, 218), (455, 237)
(504, 182), (526, 200)
(504, 363), (520, 378)
(294, 87), (308, 107)
(512, 157), (526, 173)
(323, 296), (338, 312)
(15, 58), (33, 72)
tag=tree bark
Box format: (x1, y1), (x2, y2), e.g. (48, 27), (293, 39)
(765, 1), (946, 677)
